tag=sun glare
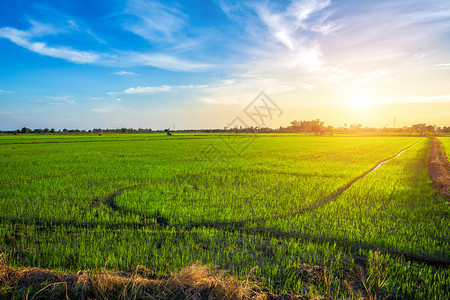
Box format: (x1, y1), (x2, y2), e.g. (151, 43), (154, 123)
(350, 92), (372, 109)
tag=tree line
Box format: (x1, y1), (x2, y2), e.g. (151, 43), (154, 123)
(1, 121), (449, 135)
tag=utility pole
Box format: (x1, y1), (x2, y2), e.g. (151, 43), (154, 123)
(394, 116), (396, 129)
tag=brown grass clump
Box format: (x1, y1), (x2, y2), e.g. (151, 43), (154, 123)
(428, 137), (450, 200)
(0, 254), (267, 300)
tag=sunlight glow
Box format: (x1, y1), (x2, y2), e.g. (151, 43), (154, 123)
(350, 91), (373, 109)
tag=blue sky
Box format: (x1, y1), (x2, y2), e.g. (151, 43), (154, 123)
(1, 0), (449, 130)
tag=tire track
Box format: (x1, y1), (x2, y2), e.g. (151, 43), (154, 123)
(186, 139), (422, 228)
(101, 183), (171, 226)
(6, 138), (438, 269)
(101, 139), (424, 232)
(212, 225), (450, 268)
(95, 138), (450, 268)
(58, 138), (422, 232)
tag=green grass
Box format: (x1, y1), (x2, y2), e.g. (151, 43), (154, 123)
(439, 136), (450, 157)
(1, 134), (449, 299)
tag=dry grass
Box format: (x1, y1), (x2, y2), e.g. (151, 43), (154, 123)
(1, 251), (394, 299)
(1, 253), (270, 300)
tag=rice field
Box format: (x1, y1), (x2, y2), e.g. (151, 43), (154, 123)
(439, 136), (450, 157)
(1, 133), (449, 299)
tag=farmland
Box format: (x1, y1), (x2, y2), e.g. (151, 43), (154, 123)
(440, 137), (450, 157)
(1, 134), (449, 299)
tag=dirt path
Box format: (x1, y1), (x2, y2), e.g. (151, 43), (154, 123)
(428, 137), (450, 201)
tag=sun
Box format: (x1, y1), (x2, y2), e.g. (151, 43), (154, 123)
(350, 91), (373, 109)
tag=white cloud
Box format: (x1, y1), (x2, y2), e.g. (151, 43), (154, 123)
(67, 19), (106, 44)
(27, 20), (61, 36)
(36, 96), (75, 105)
(90, 107), (113, 113)
(0, 26), (99, 63)
(112, 70), (138, 76)
(213, 0), (341, 96)
(347, 69), (390, 87)
(122, 84), (209, 94)
(255, 0), (334, 49)
(124, 0), (186, 42)
(0, 19), (209, 72)
(221, 79), (236, 85)
(214, 0), (237, 17)
(123, 53), (210, 72)
(124, 85), (173, 94)
(90, 104), (130, 114)
(384, 94), (450, 104)
(201, 96), (238, 104)
(433, 63), (450, 70)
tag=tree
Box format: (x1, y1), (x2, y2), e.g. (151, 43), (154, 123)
(290, 119), (325, 134)
(310, 119), (325, 135)
(425, 125), (436, 135)
(411, 123), (426, 135)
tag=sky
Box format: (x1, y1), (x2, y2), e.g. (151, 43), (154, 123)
(0, 0), (449, 130)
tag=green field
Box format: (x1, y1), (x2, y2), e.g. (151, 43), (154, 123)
(1, 134), (449, 299)
(440, 136), (450, 157)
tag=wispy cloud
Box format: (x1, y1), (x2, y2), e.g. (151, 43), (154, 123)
(255, 0), (335, 49)
(112, 70), (139, 76)
(347, 69), (390, 87)
(123, 85), (172, 94)
(433, 63), (450, 70)
(90, 106), (114, 113)
(0, 23), (210, 71)
(90, 104), (130, 114)
(35, 96), (75, 104)
(67, 19), (106, 44)
(211, 0), (341, 95)
(0, 25), (99, 63)
(0, 14), (210, 71)
(120, 52), (210, 71)
(121, 84), (209, 94)
(325, 1), (450, 67)
(384, 94), (450, 104)
(123, 0), (186, 43)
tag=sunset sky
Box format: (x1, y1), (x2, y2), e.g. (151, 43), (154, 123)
(1, 0), (449, 130)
